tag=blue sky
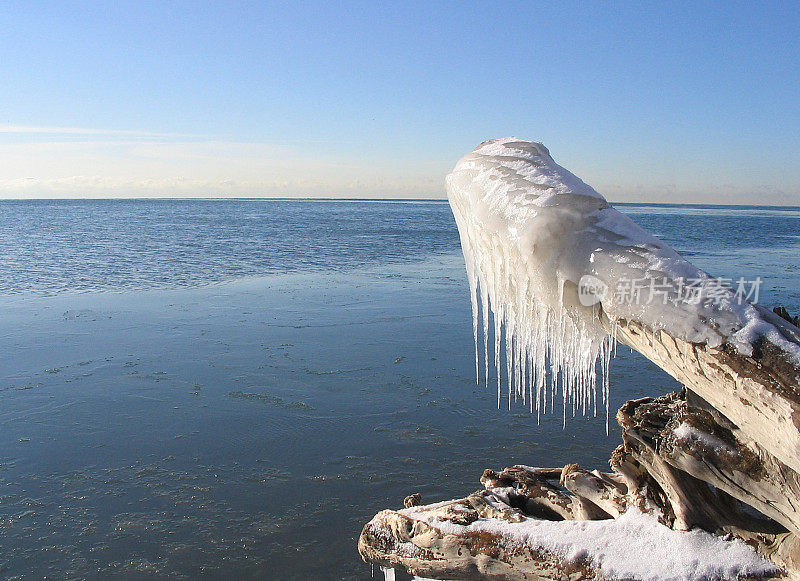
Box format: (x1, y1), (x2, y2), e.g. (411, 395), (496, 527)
(1, 1), (798, 203)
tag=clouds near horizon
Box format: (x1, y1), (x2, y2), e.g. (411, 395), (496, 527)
(0, 129), (447, 198)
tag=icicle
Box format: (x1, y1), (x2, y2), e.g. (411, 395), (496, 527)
(505, 308), (513, 410)
(494, 301), (503, 408)
(467, 252), (479, 386)
(481, 282), (490, 388)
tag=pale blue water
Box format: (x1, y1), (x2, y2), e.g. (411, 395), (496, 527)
(0, 200), (797, 579)
(0, 200), (458, 295)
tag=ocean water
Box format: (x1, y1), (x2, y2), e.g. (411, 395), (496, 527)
(0, 200), (797, 579)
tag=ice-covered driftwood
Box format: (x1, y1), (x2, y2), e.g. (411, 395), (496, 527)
(359, 390), (799, 579)
(359, 447), (786, 579)
(359, 139), (800, 579)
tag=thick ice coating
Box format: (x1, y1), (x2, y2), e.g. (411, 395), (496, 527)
(446, 138), (783, 422)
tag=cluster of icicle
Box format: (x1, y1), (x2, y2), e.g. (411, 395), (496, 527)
(446, 138), (616, 424)
(459, 247), (616, 426)
(446, 138), (754, 426)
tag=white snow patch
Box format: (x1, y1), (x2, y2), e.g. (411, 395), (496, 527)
(673, 422), (737, 455)
(410, 508), (777, 580)
(446, 138), (800, 422)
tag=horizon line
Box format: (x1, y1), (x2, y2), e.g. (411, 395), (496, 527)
(0, 196), (798, 209)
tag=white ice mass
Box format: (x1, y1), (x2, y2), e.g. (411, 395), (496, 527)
(446, 137), (800, 421)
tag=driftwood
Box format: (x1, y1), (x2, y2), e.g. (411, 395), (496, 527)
(610, 311), (800, 479)
(359, 491), (598, 580)
(359, 489), (599, 580)
(360, 139), (800, 578)
(359, 306), (800, 579)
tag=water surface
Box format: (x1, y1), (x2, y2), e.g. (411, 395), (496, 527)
(0, 200), (797, 579)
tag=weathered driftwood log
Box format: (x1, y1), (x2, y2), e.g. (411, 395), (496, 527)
(359, 393), (796, 579)
(359, 492), (597, 580)
(617, 389), (800, 577)
(559, 464), (627, 519)
(608, 310), (800, 477)
(618, 392), (800, 536)
(480, 465), (610, 521)
(361, 136), (800, 579)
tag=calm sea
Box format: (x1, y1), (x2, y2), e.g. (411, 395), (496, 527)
(0, 200), (798, 579)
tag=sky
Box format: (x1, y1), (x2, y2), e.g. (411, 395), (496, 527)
(1, 1), (798, 204)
